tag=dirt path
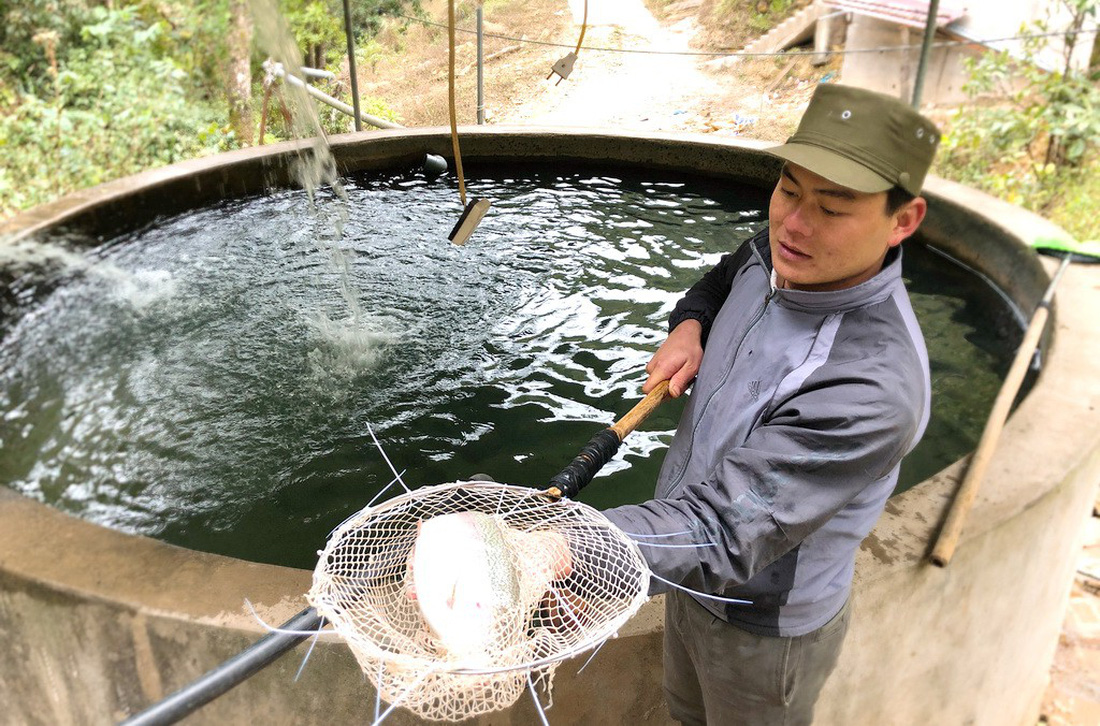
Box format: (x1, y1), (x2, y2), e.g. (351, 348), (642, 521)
(497, 0), (746, 133)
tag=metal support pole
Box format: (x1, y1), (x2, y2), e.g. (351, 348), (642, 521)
(119, 607), (324, 726)
(342, 0), (362, 131)
(812, 12), (833, 66)
(476, 4), (486, 124)
(911, 0), (941, 109)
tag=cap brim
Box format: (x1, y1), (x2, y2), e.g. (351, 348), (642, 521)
(765, 142), (893, 194)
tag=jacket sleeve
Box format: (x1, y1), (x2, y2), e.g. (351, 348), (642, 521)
(668, 231), (764, 347)
(602, 366), (922, 597)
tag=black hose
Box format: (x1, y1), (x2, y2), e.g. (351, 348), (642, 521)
(119, 607), (323, 726)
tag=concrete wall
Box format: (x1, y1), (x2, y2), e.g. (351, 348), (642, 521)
(838, 0), (1097, 105)
(2, 129), (1098, 725)
(840, 15), (980, 106)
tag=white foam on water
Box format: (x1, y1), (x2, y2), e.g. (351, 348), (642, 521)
(305, 310), (398, 388)
(0, 237), (91, 273)
(0, 238), (177, 312)
(103, 268), (178, 311)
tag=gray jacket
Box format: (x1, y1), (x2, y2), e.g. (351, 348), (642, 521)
(604, 230), (930, 637)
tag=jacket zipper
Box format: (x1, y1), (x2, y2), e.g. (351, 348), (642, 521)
(666, 249), (779, 491)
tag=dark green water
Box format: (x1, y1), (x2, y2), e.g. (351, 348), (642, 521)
(0, 163), (1022, 568)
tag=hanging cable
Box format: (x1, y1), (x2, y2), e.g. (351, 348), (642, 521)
(575, 0), (588, 54)
(447, 0), (466, 206)
(446, 0), (491, 245)
(398, 11), (1099, 60)
(547, 0), (588, 84)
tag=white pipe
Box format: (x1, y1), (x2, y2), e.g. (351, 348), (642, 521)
(299, 66), (335, 80)
(270, 62), (402, 131)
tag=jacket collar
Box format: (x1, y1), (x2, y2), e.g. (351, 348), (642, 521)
(750, 231), (903, 313)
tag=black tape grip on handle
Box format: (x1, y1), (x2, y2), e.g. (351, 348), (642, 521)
(547, 428), (622, 499)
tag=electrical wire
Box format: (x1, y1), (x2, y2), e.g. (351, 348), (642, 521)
(574, 0), (588, 56)
(447, 0), (467, 207)
(396, 12), (1098, 60)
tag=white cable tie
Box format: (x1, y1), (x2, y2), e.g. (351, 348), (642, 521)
(363, 470), (408, 510)
(294, 620), (324, 682)
(366, 422), (411, 493)
(369, 664), (440, 726)
(575, 638), (608, 675)
(624, 529), (694, 538)
(528, 672), (552, 726)
(634, 541), (719, 549)
(243, 599), (330, 637)
(374, 661), (384, 722)
(328, 473), (407, 537)
(647, 573), (753, 605)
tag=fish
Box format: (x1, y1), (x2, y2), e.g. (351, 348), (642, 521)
(409, 511), (523, 667)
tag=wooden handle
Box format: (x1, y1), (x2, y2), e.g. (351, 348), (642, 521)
(929, 305), (1051, 567)
(610, 380), (672, 440)
(930, 256), (1070, 567)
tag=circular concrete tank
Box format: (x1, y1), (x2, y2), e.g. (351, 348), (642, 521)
(1, 129), (1098, 725)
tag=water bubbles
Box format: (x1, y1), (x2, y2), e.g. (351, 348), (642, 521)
(305, 311), (398, 395)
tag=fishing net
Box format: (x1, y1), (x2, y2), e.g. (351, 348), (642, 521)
(307, 480), (650, 722)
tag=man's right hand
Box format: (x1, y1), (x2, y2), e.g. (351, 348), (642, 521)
(643, 319), (703, 398)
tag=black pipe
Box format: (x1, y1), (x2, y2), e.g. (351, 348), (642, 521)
(342, 0), (362, 131)
(119, 607), (323, 726)
(911, 0), (941, 108)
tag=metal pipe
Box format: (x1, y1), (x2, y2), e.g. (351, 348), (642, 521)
(299, 66), (335, 80)
(119, 607), (324, 726)
(342, 0), (362, 131)
(273, 64), (402, 130)
(911, 0), (941, 108)
(477, 4), (486, 124)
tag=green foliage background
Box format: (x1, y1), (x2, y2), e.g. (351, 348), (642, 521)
(0, 0), (413, 220)
(2, 0), (1098, 241)
(935, 0), (1100, 241)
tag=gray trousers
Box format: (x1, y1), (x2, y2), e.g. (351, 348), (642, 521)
(663, 591), (850, 726)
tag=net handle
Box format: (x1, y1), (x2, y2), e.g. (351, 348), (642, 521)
(546, 380), (671, 499)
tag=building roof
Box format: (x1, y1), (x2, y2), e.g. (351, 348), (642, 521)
(820, 0), (968, 30)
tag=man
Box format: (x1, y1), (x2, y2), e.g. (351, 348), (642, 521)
(601, 84), (940, 725)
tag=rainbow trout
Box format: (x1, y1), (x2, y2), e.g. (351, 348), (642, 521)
(410, 511), (523, 666)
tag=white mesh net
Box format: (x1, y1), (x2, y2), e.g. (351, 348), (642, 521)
(308, 480), (650, 722)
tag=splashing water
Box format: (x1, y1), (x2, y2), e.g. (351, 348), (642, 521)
(0, 238), (178, 313)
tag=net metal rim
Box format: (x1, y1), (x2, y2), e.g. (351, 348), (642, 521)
(308, 480), (651, 676)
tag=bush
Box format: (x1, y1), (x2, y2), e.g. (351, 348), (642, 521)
(936, 1), (1100, 238)
(0, 5), (234, 219)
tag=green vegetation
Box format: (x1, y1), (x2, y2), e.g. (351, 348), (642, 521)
(936, 0), (1100, 240)
(748, 0), (799, 32)
(0, 4), (234, 215)
(0, 0), (415, 220)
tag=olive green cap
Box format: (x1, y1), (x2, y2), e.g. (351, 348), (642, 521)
(766, 84), (941, 196)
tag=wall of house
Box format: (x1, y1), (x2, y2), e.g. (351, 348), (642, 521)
(839, 14), (980, 105)
(836, 0), (1096, 106)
